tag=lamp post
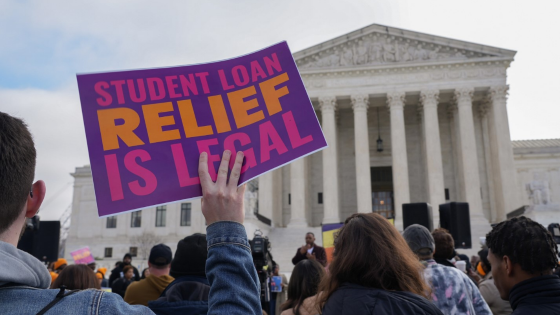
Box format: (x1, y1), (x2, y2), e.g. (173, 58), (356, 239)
(376, 107), (383, 152)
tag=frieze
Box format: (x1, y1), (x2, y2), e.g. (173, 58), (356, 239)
(301, 64), (507, 90)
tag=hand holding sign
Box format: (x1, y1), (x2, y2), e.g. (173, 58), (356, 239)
(199, 150), (246, 225)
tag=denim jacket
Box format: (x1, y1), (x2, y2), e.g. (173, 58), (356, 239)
(205, 221), (261, 315)
(0, 221), (261, 314)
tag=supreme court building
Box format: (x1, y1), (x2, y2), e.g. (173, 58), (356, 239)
(258, 23), (520, 235)
(67, 24), (560, 271)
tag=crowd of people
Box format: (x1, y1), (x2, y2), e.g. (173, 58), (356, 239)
(1, 110), (560, 314)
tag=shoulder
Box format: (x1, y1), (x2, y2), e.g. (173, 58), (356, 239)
(281, 308), (295, 315)
(127, 280), (145, 290)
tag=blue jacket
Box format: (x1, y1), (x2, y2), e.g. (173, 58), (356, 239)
(0, 221), (261, 315)
(149, 276), (210, 315)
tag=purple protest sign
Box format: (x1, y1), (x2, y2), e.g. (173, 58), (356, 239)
(77, 42), (327, 217)
(70, 247), (95, 265)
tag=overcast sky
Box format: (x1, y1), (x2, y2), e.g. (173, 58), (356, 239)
(1, 0), (558, 221)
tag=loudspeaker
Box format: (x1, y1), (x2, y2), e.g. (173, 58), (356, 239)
(17, 221), (60, 262)
(439, 202), (471, 249)
(403, 203), (433, 231)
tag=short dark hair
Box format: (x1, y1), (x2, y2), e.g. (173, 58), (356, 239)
(432, 228), (455, 260)
(486, 216), (558, 274)
(0, 112), (36, 234)
(306, 232), (314, 237)
(50, 264), (100, 290)
(123, 265), (134, 274)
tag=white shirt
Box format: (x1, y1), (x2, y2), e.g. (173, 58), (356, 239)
(307, 247), (314, 255)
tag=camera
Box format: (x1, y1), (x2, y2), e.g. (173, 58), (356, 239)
(249, 230), (275, 310)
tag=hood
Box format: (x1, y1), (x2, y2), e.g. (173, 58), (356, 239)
(146, 274), (174, 292)
(0, 241), (51, 289)
(148, 277), (209, 315)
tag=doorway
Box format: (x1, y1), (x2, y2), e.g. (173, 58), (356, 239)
(371, 167), (394, 219)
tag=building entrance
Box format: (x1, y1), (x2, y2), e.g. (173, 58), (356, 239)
(371, 167), (394, 219)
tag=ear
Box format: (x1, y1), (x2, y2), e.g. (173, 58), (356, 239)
(503, 255), (514, 276)
(26, 180), (46, 218)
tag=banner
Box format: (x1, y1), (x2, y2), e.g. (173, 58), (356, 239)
(70, 246), (95, 265)
(322, 223), (344, 264)
(77, 42), (327, 217)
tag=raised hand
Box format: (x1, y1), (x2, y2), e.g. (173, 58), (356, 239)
(199, 150), (246, 225)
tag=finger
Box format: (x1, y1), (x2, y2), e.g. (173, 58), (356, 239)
(198, 152), (213, 189)
(216, 150), (231, 186)
(228, 151), (244, 189)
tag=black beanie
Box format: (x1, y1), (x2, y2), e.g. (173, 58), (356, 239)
(170, 233), (208, 278)
(123, 253), (132, 260)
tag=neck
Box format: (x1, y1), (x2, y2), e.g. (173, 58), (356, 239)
(0, 215), (27, 246)
(149, 266), (170, 277)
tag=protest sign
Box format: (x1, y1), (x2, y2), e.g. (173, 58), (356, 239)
(322, 222), (344, 264)
(77, 42), (327, 217)
(271, 276), (283, 293)
(70, 246), (95, 265)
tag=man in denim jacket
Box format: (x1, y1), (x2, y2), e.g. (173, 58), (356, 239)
(0, 111), (261, 314)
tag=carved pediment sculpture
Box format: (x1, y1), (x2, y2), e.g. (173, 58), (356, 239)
(296, 32), (498, 69)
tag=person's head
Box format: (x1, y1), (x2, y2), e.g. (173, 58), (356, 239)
(281, 259), (324, 315)
(97, 267), (107, 278)
(170, 233), (207, 279)
(87, 262), (96, 271)
(148, 243), (172, 276)
(0, 112), (46, 245)
(432, 228), (455, 260)
(317, 213), (429, 309)
(273, 264), (280, 276)
(115, 261), (122, 268)
(477, 249), (490, 276)
(123, 265), (134, 280)
(123, 253), (132, 265)
(486, 216), (558, 300)
(402, 224), (435, 261)
(50, 264), (100, 290)
(54, 258), (68, 271)
(305, 232), (315, 246)
(141, 267), (150, 279)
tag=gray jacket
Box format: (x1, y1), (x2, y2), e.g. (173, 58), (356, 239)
(0, 241), (153, 314)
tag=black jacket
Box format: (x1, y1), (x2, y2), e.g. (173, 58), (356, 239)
(322, 283), (443, 315)
(510, 275), (560, 315)
(111, 277), (134, 298)
(108, 264), (140, 286)
(292, 245), (327, 266)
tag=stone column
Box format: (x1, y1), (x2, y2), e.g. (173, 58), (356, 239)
(419, 90), (446, 213)
(258, 169), (283, 226)
(319, 96), (340, 223)
(351, 94), (373, 214)
(288, 158), (308, 227)
(453, 88), (483, 217)
(387, 91), (410, 230)
(487, 86), (520, 221)
(479, 102), (497, 223)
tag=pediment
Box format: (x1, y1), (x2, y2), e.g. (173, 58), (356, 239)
(294, 24), (516, 70)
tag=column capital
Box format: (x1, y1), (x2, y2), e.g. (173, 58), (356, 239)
(386, 91), (406, 110)
(318, 96), (337, 112)
(488, 85), (509, 103)
(351, 94), (370, 111)
(419, 89), (440, 107)
(453, 87), (474, 105)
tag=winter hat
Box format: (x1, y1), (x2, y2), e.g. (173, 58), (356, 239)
(97, 267), (107, 277)
(123, 253), (132, 260)
(403, 224), (435, 256)
(54, 258), (67, 270)
(170, 233), (208, 278)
